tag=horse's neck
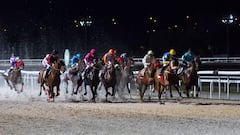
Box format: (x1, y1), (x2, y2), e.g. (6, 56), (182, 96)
(166, 66), (174, 73)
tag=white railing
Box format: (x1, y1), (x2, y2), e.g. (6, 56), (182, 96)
(0, 59), (42, 66)
(198, 71), (240, 99)
(132, 57), (240, 64)
(0, 57), (240, 66)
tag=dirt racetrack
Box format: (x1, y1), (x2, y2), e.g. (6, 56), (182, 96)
(0, 78), (240, 135)
(1, 96), (240, 135)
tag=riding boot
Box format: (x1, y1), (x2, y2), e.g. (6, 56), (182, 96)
(82, 68), (88, 80)
(159, 66), (166, 76)
(45, 68), (51, 79)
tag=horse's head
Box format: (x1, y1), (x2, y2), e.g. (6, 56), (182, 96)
(104, 64), (116, 81)
(137, 68), (154, 85)
(194, 56), (201, 70)
(52, 59), (66, 74)
(126, 58), (134, 68)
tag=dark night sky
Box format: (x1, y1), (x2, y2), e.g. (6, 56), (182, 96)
(0, 0), (240, 57)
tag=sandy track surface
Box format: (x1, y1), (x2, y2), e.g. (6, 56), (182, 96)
(1, 98), (240, 135)
(1, 82), (240, 135)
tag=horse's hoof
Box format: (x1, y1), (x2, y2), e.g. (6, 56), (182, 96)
(56, 93), (60, 96)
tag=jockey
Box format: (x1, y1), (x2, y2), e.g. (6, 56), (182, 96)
(117, 56), (124, 67)
(182, 48), (195, 66)
(159, 49), (176, 75)
(120, 52), (128, 66)
(141, 50), (155, 77)
(169, 50), (179, 72)
(6, 53), (17, 75)
(154, 59), (161, 69)
(44, 49), (59, 79)
(101, 49), (115, 79)
(113, 49), (119, 64)
(83, 49), (98, 77)
(103, 49), (115, 65)
(16, 57), (24, 70)
(71, 53), (81, 68)
(42, 54), (50, 68)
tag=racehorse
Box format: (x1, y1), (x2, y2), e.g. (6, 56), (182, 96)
(102, 63), (116, 102)
(178, 56), (201, 97)
(38, 59), (65, 102)
(83, 61), (102, 102)
(117, 58), (135, 99)
(136, 66), (154, 102)
(154, 64), (182, 104)
(62, 59), (85, 95)
(1, 69), (24, 93)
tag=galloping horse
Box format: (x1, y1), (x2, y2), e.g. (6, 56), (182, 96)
(38, 59), (65, 102)
(83, 61), (102, 102)
(102, 63), (116, 102)
(62, 59), (85, 95)
(1, 69), (24, 93)
(178, 56), (201, 97)
(154, 65), (182, 103)
(136, 66), (154, 102)
(117, 58), (135, 99)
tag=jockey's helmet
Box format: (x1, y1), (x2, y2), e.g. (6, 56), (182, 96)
(147, 50), (154, 55)
(169, 49), (176, 55)
(118, 57), (124, 63)
(76, 53), (81, 58)
(15, 57), (19, 61)
(188, 48), (192, 54)
(108, 49), (113, 54)
(52, 49), (58, 55)
(113, 49), (118, 55)
(121, 53), (127, 58)
(90, 49), (96, 54)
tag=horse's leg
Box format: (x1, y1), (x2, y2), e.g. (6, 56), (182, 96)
(127, 82), (132, 99)
(39, 85), (42, 96)
(98, 81), (102, 91)
(11, 81), (17, 92)
(158, 85), (165, 104)
(49, 86), (55, 102)
(111, 86), (115, 97)
(47, 86), (52, 102)
(56, 85), (60, 97)
(84, 83), (87, 95)
(138, 84), (143, 102)
(140, 84), (147, 102)
(105, 87), (109, 102)
(174, 85), (182, 98)
(7, 79), (13, 90)
(169, 86), (173, 98)
(196, 85), (200, 97)
(20, 80), (24, 92)
(75, 78), (82, 95)
(4, 75), (13, 90)
(90, 86), (96, 102)
(143, 85), (148, 101)
(185, 85), (190, 97)
(42, 84), (48, 95)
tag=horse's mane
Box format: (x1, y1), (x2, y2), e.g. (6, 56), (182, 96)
(59, 59), (65, 66)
